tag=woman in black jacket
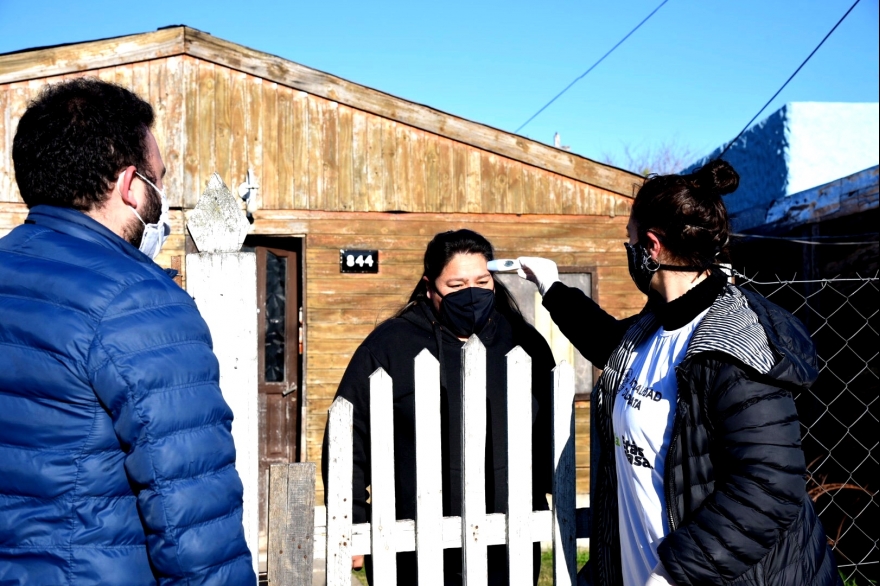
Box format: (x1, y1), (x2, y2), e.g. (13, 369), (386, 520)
(322, 229), (556, 586)
(517, 160), (840, 586)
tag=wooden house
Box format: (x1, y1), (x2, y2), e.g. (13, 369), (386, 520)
(0, 26), (643, 563)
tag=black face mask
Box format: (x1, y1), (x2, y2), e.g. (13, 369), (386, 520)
(625, 242), (660, 295)
(626, 241), (710, 295)
(435, 287), (495, 337)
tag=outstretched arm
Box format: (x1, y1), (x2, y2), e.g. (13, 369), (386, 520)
(541, 281), (637, 368)
(516, 256), (638, 368)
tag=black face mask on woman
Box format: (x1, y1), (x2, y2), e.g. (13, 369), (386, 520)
(625, 242), (660, 295)
(625, 241), (709, 295)
(435, 287), (495, 337)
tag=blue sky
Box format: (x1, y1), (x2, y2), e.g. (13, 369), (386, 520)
(1, 0), (877, 169)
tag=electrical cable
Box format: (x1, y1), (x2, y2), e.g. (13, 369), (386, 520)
(514, 0), (669, 134)
(739, 231), (879, 241)
(732, 232), (878, 246)
(717, 0), (861, 159)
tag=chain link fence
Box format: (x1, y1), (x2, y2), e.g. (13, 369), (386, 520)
(738, 273), (878, 584)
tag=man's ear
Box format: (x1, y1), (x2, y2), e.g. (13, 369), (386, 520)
(644, 231), (663, 260)
(116, 166), (138, 208)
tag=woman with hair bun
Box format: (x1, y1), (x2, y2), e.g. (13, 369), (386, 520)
(518, 160), (840, 586)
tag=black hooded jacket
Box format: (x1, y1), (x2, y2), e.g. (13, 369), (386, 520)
(542, 271), (841, 586)
(321, 300), (556, 584)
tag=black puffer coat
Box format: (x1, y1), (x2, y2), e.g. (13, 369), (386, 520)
(322, 300), (556, 585)
(543, 273), (841, 586)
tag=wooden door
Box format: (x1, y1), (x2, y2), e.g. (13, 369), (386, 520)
(244, 240), (302, 569)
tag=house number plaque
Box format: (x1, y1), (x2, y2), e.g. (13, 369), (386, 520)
(339, 249), (379, 274)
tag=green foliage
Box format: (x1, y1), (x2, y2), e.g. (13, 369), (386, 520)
(351, 549), (591, 585)
(537, 549), (590, 586)
(840, 570), (876, 586)
(352, 566), (368, 586)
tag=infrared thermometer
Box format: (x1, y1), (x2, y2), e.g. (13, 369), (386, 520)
(487, 259), (521, 272)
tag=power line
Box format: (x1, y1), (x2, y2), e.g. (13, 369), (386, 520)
(717, 0), (861, 159)
(514, 0), (669, 135)
(732, 232), (878, 246)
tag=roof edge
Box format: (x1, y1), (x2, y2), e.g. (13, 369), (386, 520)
(0, 27), (186, 83)
(0, 26), (640, 197)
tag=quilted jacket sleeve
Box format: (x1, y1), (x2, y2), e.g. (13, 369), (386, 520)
(657, 359), (807, 586)
(541, 281), (640, 368)
(87, 277), (255, 585)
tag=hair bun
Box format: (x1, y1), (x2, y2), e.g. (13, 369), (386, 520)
(693, 159), (739, 196)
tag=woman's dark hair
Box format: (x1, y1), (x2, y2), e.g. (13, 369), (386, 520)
(12, 77), (155, 210)
(630, 159), (739, 267)
(397, 229), (524, 323)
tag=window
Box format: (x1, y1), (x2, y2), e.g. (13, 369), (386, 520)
(495, 271), (594, 399)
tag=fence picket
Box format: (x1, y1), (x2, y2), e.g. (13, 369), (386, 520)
(369, 367), (398, 585)
(414, 349), (444, 586)
(461, 335), (488, 585)
(318, 342), (580, 586)
(506, 346), (534, 585)
(326, 397), (354, 586)
(552, 362), (577, 586)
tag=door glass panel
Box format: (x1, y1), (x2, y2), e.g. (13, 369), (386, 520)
(265, 251), (287, 382)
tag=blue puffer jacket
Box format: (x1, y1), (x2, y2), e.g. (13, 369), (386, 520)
(0, 205), (255, 585)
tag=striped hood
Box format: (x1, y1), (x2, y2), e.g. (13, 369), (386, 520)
(685, 283), (819, 388)
(619, 282), (818, 386)
(686, 285), (777, 374)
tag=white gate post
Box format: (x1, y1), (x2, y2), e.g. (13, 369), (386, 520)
(185, 173), (259, 578)
(369, 368), (398, 585)
(506, 346), (534, 586)
(461, 336), (488, 585)
(325, 397), (354, 586)
(414, 349), (444, 586)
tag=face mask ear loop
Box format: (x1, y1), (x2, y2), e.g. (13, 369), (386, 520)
(430, 281), (445, 301)
(116, 170), (141, 220)
(130, 207), (147, 227)
(641, 229), (663, 274)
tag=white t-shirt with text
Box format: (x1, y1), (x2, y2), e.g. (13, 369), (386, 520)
(612, 309), (708, 586)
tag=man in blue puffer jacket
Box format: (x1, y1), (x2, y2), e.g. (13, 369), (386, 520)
(0, 78), (255, 584)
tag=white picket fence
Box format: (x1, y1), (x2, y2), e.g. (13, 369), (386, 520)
(318, 336), (585, 586)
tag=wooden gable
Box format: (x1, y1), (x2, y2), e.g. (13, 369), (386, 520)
(0, 27), (639, 215)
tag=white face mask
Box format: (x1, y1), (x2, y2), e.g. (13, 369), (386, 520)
(130, 171), (171, 260)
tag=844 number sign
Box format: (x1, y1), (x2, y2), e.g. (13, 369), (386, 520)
(339, 249), (379, 274)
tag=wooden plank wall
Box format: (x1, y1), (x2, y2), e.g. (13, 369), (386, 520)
(250, 210), (643, 499)
(0, 60), (188, 279)
(0, 58), (186, 207)
(0, 56), (637, 217)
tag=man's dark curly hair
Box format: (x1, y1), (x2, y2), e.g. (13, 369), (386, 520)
(12, 77), (155, 210)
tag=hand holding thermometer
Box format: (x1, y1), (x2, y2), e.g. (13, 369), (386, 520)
(491, 257), (559, 296)
(487, 259), (521, 272)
